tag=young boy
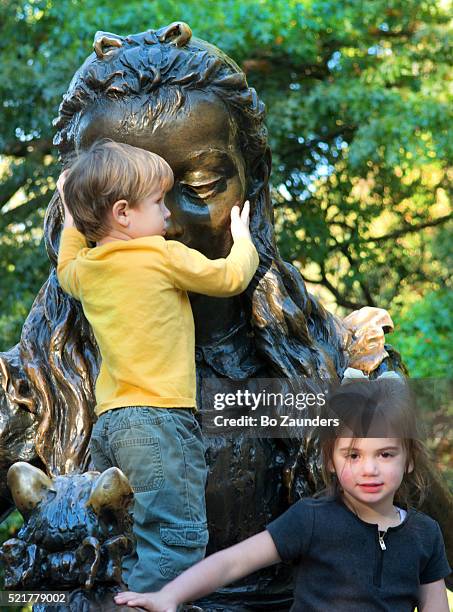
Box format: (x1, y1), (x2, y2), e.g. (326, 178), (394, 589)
(56, 139), (259, 593)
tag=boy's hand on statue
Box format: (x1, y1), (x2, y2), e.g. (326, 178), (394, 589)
(56, 170), (69, 204)
(114, 591), (177, 611)
(230, 200), (252, 242)
(57, 170), (74, 228)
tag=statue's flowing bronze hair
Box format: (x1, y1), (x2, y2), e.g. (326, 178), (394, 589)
(0, 23), (347, 476)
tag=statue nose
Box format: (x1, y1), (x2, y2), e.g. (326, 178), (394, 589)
(163, 192), (184, 238)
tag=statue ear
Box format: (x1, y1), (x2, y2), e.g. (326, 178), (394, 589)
(86, 467), (133, 516)
(248, 147), (272, 200)
(7, 462), (55, 517)
(156, 22), (192, 47)
(93, 31), (123, 59)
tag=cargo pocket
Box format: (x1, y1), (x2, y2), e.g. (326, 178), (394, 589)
(158, 523), (209, 579)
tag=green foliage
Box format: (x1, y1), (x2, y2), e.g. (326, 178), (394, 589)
(0, 514), (34, 609)
(0, 209), (48, 348)
(0, 0), (451, 379)
(0, 510), (24, 596)
(391, 290), (453, 377)
(0, 510), (23, 544)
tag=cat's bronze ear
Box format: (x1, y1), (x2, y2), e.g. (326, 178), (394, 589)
(93, 31), (123, 59)
(7, 462), (55, 517)
(156, 22), (192, 47)
(86, 467), (133, 516)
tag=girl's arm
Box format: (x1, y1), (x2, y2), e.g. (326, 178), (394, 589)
(418, 579), (449, 612)
(114, 530), (280, 612)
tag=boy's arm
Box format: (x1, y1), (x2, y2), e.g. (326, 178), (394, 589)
(57, 169), (75, 230)
(418, 579), (449, 612)
(56, 170), (87, 299)
(115, 531), (280, 611)
(165, 237), (259, 297)
(57, 227), (87, 299)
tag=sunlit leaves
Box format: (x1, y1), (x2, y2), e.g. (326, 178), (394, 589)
(0, 0), (451, 374)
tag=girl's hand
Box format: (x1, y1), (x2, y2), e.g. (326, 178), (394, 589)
(230, 200), (252, 242)
(114, 591), (177, 611)
(56, 170), (74, 228)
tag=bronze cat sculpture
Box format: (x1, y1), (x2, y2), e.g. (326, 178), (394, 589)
(0, 463), (138, 611)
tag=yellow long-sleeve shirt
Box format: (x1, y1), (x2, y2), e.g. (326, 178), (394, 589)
(57, 227), (259, 416)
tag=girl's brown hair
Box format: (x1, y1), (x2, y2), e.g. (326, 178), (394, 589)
(320, 379), (429, 508)
(63, 139), (174, 242)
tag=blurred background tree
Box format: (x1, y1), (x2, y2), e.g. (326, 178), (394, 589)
(0, 0), (451, 373)
(0, 2), (451, 601)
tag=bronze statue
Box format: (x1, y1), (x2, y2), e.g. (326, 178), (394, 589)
(0, 463), (137, 610)
(0, 22), (451, 606)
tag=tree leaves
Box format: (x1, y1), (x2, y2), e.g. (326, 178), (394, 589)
(0, 0), (451, 373)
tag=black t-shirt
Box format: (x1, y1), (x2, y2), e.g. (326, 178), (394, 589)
(267, 496), (451, 612)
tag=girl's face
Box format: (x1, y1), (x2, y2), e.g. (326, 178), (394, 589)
(77, 91), (247, 258)
(332, 437), (410, 509)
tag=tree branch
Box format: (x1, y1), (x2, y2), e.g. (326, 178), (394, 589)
(314, 261), (365, 310)
(339, 244), (376, 307)
(370, 214), (452, 242)
(242, 56), (331, 80)
(367, 25), (418, 39)
(280, 126), (355, 158)
(2, 138), (53, 158)
(0, 194), (48, 228)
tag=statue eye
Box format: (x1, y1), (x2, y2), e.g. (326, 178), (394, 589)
(180, 178), (224, 200)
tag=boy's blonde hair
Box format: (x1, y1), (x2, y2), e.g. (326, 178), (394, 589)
(62, 139), (174, 241)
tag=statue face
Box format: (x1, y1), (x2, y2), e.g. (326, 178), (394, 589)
(77, 91), (247, 258)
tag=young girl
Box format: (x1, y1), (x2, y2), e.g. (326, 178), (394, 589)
(115, 378), (451, 612)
